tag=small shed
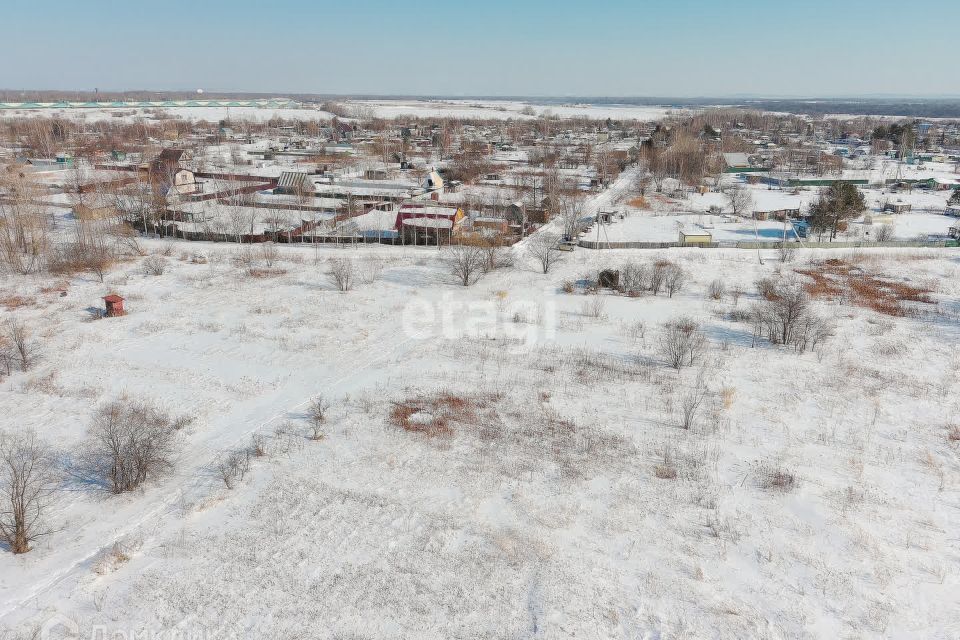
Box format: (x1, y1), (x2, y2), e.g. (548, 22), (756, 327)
(103, 294), (125, 317)
(883, 202), (912, 214)
(679, 231), (712, 246)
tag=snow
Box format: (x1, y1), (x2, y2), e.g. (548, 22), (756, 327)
(2, 146), (960, 639)
(347, 99), (685, 121)
(596, 211), (798, 243)
(2, 228), (959, 638)
(0, 106), (336, 124)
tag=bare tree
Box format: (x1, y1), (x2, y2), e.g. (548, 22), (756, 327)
(480, 234), (510, 273)
(557, 194), (585, 240)
(649, 260), (670, 295)
(0, 169), (49, 275)
(0, 431), (59, 554)
(748, 277), (833, 353)
(620, 261), (649, 294)
(307, 396), (331, 440)
(526, 232), (563, 274)
(7, 320), (34, 372)
(726, 185), (753, 217)
(679, 374), (708, 430)
(659, 317), (707, 370)
(328, 257), (355, 292)
(250, 433), (268, 458)
(664, 264), (687, 297)
(88, 399), (176, 494)
(444, 244), (486, 287)
(259, 242), (279, 267)
(756, 278), (809, 346)
(729, 284), (745, 306)
(217, 450), (250, 490)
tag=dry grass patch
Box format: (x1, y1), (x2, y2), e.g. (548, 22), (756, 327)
(0, 295), (34, 310)
(796, 259), (935, 317)
(389, 391), (500, 438)
(654, 464), (677, 480)
(757, 464), (797, 493)
(246, 267), (289, 278)
(947, 425), (960, 443)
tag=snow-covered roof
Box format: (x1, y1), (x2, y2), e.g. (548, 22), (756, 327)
(723, 152), (751, 167)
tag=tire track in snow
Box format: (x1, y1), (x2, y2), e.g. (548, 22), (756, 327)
(0, 334), (420, 624)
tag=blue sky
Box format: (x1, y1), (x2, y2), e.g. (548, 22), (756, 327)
(1, 0), (957, 97)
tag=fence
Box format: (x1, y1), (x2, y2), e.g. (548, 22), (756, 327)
(578, 239), (954, 250)
(578, 240), (718, 249)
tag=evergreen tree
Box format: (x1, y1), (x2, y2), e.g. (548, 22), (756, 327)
(808, 182), (866, 240)
(949, 186), (960, 206)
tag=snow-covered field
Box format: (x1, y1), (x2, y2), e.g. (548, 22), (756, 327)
(346, 99), (684, 121)
(0, 99), (684, 124)
(596, 210), (956, 244)
(2, 232), (960, 638)
(0, 106), (336, 123)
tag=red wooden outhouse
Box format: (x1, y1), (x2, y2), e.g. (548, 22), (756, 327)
(103, 294), (125, 317)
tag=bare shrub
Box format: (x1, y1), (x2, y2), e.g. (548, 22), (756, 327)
(480, 238), (511, 273)
(271, 421), (303, 457)
(88, 399), (176, 494)
(307, 396), (331, 440)
(259, 242), (279, 267)
(720, 386), (736, 410)
(444, 244), (487, 287)
(777, 242), (796, 263)
(217, 450), (250, 490)
(0, 431), (59, 554)
(750, 277), (832, 352)
(679, 374), (708, 429)
(328, 257), (355, 292)
(526, 232), (563, 274)
(755, 276), (779, 301)
(49, 240), (115, 282)
(622, 319), (646, 342)
(7, 320), (35, 372)
(620, 261), (649, 295)
(659, 317), (706, 369)
(874, 224), (895, 243)
(654, 446), (677, 479)
(729, 284), (745, 306)
(359, 258), (384, 284)
(707, 279), (726, 301)
(561, 280), (575, 294)
(250, 433), (268, 457)
(649, 260), (670, 295)
(757, 464), (797, 492)
(141, 255), (167, 276)
(171, 414), (194, 431)
(664, 264), (687, 297)
(581, 297), (606, 319)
